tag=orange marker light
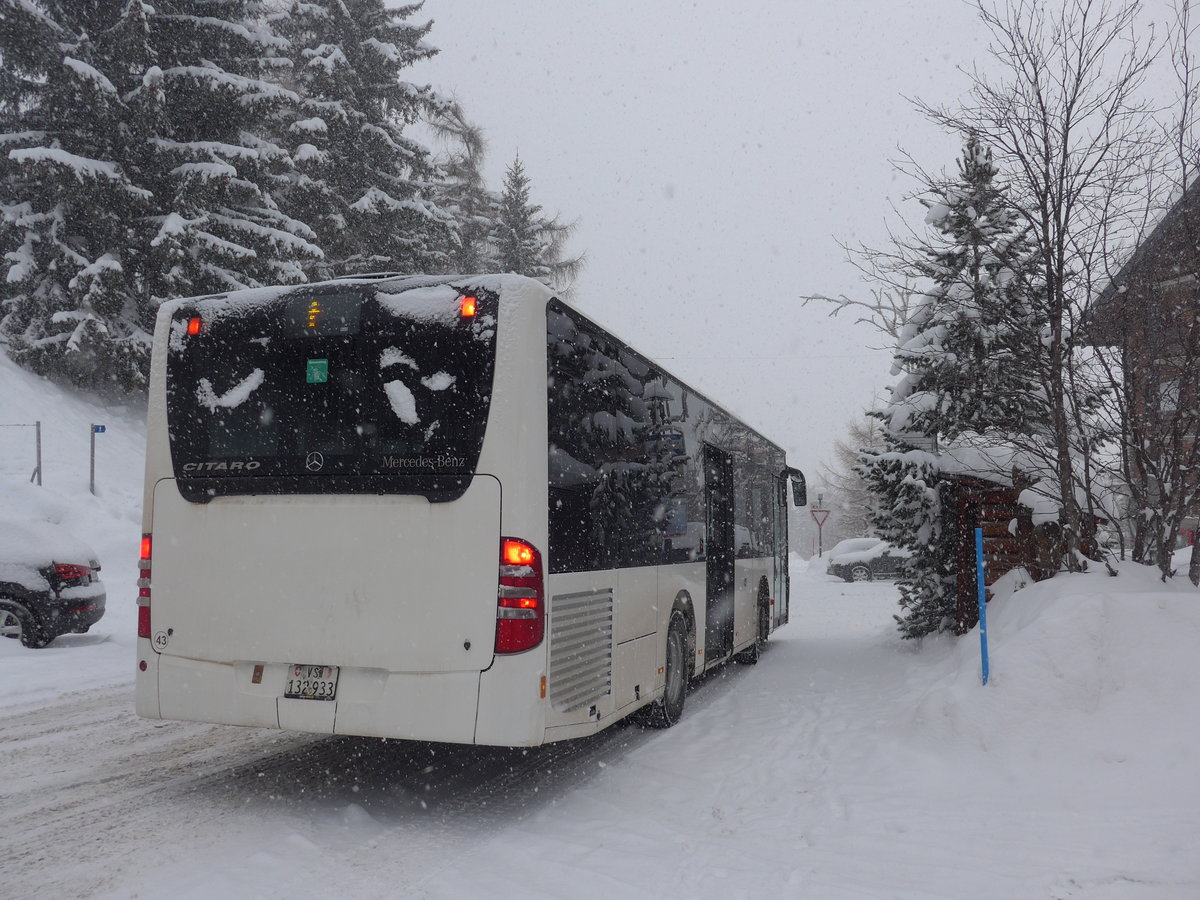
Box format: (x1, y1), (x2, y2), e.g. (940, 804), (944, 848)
(502, 539), (535, 566)
(460, 295), (478, 317)
(186, 317), (203, 336)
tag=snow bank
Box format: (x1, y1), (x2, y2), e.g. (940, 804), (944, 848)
(0, 351), (144, 706)
(413, 565), (1200, 899)
(907, 564), (1200, 778)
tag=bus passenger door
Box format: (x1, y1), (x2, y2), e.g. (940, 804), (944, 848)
(704, 445), (735, 662)
(773, 475), (789, 627)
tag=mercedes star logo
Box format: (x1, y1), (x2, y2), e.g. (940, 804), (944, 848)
(305, 451), (324, 472)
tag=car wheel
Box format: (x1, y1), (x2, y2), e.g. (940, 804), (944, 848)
(0, 606), (19, 639)
(647, 610), (688, 728)
(0, 601), (54, 649)
(850, 565), (872, 582)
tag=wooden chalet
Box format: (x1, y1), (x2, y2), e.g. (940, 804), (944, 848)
(1090, 177), (1200, 545)
(939, 470), (1096, 634)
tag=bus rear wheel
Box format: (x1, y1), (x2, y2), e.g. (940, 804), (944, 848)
(736, 596), (769, 665)
(647, 610), (688, 728)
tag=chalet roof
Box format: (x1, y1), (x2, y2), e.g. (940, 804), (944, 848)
(1093, 174), (1200, 313)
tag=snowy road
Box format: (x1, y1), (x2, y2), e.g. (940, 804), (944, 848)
(4, 567), (1200, 899)
(1, 569), (877, 900)
(1, 673), (670, 898)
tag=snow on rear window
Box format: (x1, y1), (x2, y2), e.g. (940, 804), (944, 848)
(381, 347), (418, 370)
(196, 369), (265, 411)
(384, 379), (419, 424)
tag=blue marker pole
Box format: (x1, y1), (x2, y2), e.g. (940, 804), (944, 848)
(975, 526), (989, 686)
(90, 424), (106, 496)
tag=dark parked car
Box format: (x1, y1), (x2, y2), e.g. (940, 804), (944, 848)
(825, 538), (910, 583)
(0, 517), (106, 648)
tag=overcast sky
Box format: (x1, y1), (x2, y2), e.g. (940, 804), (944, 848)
(413, 1), (1164, 490)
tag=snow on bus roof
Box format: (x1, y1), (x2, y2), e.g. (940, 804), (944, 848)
(158, 283), (296, 323)
(158, 273), (553, 324)
(374, 283), (465, 324)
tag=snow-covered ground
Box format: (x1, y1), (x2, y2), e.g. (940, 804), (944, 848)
(0, 353), (144, 704)
(3, 357), (1200, 899)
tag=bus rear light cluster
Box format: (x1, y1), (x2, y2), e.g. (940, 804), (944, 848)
(137, 533), (152, 639)
(495, 537), (544, 654)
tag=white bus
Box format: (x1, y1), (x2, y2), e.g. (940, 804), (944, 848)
(136, 274), (806, 746)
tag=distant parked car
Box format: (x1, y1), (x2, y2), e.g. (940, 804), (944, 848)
(826, 538), (910, 583)
(0, 517), (106, 648)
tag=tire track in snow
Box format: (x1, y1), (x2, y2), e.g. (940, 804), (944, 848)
(0, 665), (759, 899)
(1, 687), (322, 899)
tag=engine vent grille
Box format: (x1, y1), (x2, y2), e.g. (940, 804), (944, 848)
(548, 589), (613, 713)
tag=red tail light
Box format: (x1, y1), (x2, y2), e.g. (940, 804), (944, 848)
(137, 533), (152, 639)
(53, 563), (92, 581)
(186, 316), (203, 336)
(496, 538), (544, 654)
(460, 295), (478, 318)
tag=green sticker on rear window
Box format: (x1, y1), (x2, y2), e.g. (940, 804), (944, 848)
(306, 358), (329, 384)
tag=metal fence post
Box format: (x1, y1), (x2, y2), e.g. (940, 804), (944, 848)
(1, 421), (42, 484)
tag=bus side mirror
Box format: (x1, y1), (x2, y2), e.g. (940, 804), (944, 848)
(786, 469), (807, 507)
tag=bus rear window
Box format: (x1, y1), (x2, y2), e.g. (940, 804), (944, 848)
(165, 285), (498, 502)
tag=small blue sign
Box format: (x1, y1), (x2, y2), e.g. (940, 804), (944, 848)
(92, 425), (106, 434)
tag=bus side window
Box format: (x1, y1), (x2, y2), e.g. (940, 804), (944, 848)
(548, 486), (594, 574)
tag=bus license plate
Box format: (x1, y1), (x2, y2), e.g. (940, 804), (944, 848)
(284, 664), (339, 700)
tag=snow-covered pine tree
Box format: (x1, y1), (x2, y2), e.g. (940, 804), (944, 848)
(273, 0), (451, 278)
(495, 154), (542, 278)
(0, 0), (156, 391)
(428, 101), (498, 275)
(495, 154), (583, 292)
(862, 137), (1042, 639)
(857, 442), (959, 638)
(0, 0), (327, 390)
(141, 1), (320, 300)
(883, 137), (1044, 445)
